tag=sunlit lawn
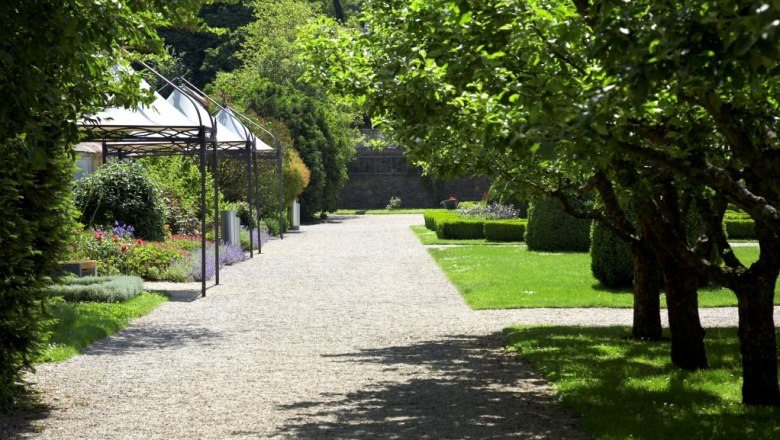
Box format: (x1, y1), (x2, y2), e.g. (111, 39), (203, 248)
(424, 238), (774, 309)
(39, 292), (167, 363)
(505, 326), (780, 439)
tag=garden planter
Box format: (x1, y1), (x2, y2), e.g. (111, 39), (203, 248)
(59, 260), (98, 277)
(441, 199), (458, 210)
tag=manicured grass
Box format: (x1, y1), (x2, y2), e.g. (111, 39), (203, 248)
(427, 244), (775, 309)
(38, 292), (167, 363)
(334, 209), (428, 215)
(504, 326), (780, 439)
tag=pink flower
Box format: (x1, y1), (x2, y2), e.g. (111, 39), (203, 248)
(448, 196), (457, 200)
(95, 231), (104, 242)
(136, 239), (143, 246)
(113, 235), (119, 242)
(121, 244), (127, 252)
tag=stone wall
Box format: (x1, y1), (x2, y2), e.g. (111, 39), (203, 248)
(338, 146), (490, 209)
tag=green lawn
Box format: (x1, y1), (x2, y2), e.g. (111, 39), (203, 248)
(39, 292), (167, 363)
(425, 242), (772, 309)
(504, 326), (780, 439)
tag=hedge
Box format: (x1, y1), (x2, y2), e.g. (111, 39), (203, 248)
(590, 221), (634, 288)
(436, 219), (486, 239)
(424, 210), (459, 231)
(48, 275), (145, 303)
(484, 220), (526, 242)
(526, 198), (592, 252)
(725, 219), (756, 239)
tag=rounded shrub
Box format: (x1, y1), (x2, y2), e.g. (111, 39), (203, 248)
(590, 221), (634, 288)
(525, 197), (591, 252)
(73, 161), (166, 240)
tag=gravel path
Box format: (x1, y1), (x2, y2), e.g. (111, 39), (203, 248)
(1, 214), (767, 439)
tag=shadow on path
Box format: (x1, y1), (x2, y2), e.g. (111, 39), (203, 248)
(83, 324), (223, 356)
(273, 333), (588, 439)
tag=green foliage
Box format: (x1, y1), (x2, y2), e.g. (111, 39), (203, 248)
(0, 0), (200, 410)
(725, 220), (756, 240)
(39, 293), (167, 363)
(484, 220), (526, 242)
(526, 198), (592, 252)
(209, 0), (358, 221)
(590, 221), (634, 288)
(436, 219), (486, 240)
(125, 243), (185, 279)
(73, 161), (166, 240)
(423, 210), (459, 231)
(47, 276), (145, 303)
(141, 156), (223, 235)
(504, 326), (780, 439)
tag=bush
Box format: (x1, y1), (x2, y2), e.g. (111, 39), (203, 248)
(526, 198), (592, 252)
(1, 141), (73, 410)
(590, 221), (634, 288)
(436, 219), (486, 239)
(484, 220), (526, 242)
(459, 202), (519, 219)
(73, 161), (167, 240)
(386, 196), (402, 210)
(48, 276), (145, 303)
(423, 210), (459, 231)
(725, 219), (756, 239)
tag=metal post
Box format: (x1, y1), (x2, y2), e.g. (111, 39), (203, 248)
(199, 131), (207, 297)
(252, 152), (262, 254)
(245, 142), (254, 258)
(277, 140), (284, 240)
(213, 141), (220, 285)
(101, 141), (107, 164)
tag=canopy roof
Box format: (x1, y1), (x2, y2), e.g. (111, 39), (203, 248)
(215, 108), (275, 153)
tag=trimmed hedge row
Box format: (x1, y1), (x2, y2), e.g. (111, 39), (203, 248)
(725, 219), (756, 239)
(423, 210), (459, 231)
(48, 275), (145, 303)
(484, 220), (526, 242)
(437, 219), (486, 239)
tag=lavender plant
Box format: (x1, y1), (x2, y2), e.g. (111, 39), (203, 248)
(459, 202), (519, 220)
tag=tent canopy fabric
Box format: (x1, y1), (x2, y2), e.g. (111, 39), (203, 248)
(215, 109), (275, 153)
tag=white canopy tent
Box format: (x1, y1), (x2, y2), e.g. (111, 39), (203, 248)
(77, 70), (284, 296)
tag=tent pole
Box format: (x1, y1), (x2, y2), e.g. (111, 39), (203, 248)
(246, 142), (254, 258)
(199, 131), (207, 297)
(213, 140), (220, 285)
(277, 141), (284, 240)
(252, 152), (262, 254)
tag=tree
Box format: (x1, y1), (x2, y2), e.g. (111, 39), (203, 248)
(210, 0), (357, 220)
(302, 0), (780, 404)
(0, 0), (203, 410)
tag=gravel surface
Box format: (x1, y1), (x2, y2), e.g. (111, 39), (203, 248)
(1, 214), (768, 439)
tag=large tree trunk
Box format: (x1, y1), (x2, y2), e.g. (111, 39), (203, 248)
(733, 222), (780, 405)
(657, 252), (709, 370)
(734, 277), (780, 405)
(630, 242), (662, 340)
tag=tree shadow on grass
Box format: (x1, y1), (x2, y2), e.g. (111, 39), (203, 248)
(505, 326), (780, 440)
(272, 333), (589, 439)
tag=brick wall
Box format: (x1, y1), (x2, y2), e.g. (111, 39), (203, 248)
(338, 146), (491, 209)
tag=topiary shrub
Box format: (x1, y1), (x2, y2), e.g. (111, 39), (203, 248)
(725, 219), (756, 239)
(424, 210), (458, 231)
(436, 219), (486, 239)
(484, 220), (526, 242)
(590, 221), (634, 288)
(47, 275), (144, 303)
(526, 198), (592, 252)
(73, 161), (166, 240)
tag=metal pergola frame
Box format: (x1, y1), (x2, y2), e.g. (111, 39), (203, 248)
(78, 65), (284, 297)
